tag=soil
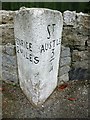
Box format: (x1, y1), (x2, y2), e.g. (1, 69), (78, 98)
(2, 80), (90, 118)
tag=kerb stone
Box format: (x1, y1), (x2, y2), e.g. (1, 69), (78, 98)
(14, 8), (63, 105)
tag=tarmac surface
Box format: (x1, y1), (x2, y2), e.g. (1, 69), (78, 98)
(2, 80), (90, 119)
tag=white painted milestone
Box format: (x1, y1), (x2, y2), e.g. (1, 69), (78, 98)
(14, 7), (63, 105)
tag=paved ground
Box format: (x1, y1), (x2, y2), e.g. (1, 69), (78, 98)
(2, 80), (90, 118)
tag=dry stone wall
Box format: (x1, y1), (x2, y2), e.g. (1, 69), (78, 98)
(0, 10), (18, 83)
(63, 10), (89, 80)
(0, 10), (89, 84)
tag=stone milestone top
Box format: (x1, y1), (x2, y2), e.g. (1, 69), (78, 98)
(20, 7), (62, 13)
(15, 7), (62, 16)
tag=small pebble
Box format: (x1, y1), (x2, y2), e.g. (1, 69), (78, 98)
(42, 105), (44, 108)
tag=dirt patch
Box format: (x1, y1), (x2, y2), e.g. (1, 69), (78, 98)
(2, 80), (89, 118)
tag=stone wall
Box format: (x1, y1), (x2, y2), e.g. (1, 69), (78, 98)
(0, 10), (89, 84)
(0, 10), (18, 83)
(63, 10), (89, 80)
